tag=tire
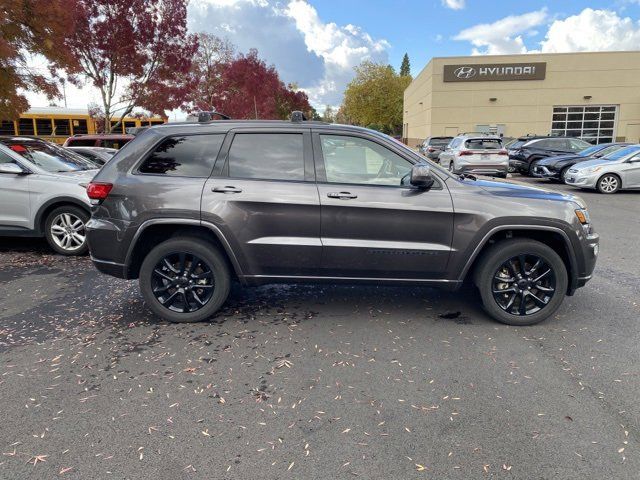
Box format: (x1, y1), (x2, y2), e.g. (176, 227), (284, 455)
(527, 158), (541, 176)
(474, 239), (568, 326)
(44, 205), (89, 256)
(139, 237), (231, 323)
(559, 166), (571, 184)
(596, 173), (620, 194)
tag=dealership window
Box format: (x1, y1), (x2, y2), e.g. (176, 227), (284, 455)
(551, 105), (616, 144)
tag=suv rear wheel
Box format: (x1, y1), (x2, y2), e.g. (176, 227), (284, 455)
(139, 238), (231, 323)
(475, 239), (568, 326)
(45, 206), (89, 256)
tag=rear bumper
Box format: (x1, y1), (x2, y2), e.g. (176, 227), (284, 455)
(459, 164), (508, 176)
(91, 256), (128, 279)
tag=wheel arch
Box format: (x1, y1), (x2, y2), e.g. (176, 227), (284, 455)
(35, 197), (91, 236)
(124, 219), (244, 282)
(459, 226), (579, 295)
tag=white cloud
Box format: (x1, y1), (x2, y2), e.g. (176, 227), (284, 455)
(454, 9), (549, 55)
(442, 0), (465, 10)
(282, 0), (390, 105)
(189, 0), (390, 107)
(540, 8), (640, 52)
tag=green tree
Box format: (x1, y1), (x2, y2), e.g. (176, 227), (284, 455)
(322, 105), (335, 123)
(400, 53), (411, 77)
(342, 61), (411, 136)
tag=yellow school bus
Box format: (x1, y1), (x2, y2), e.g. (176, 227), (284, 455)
(0, 107), (166, 144)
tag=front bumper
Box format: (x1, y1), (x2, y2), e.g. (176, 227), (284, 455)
(563, 171), (598, 189)
(532, 165), (559, 179)
(509, 159), (528, 173)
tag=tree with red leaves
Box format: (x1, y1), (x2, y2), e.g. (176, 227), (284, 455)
(66, 0), (197, 132)
(0, 0), (79, 119)
(189, 48), (311, 120)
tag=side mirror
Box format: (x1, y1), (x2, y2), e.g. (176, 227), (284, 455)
(0, 163), (26, 175)
(410, 164), (435, 189)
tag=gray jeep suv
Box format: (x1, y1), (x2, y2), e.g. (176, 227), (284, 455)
(86, 114), (599, 326)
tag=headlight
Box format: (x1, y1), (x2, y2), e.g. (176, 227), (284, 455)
(582, 166), (603, 175)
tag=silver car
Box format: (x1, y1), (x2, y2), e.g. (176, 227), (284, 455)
(439, 134), (509, 178)
(0, 138), (97, 255)
(564, 144), (640, 194)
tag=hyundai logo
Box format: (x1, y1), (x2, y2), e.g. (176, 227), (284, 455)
(454, 66), (476, 79)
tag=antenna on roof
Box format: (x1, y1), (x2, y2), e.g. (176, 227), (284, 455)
(290, 111), (307, 123)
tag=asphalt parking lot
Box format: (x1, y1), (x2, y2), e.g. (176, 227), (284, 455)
(0, 177), (638, 479)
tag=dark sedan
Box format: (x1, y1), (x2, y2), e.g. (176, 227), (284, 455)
(532, 142), (631, 182)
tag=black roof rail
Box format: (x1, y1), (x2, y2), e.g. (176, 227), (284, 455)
(290, 111), (308, 122)
(186, 111), (231, 122)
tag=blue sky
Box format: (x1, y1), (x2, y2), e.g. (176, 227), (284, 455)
(185, 0), (640, 110)
(30, 0), (640, 115)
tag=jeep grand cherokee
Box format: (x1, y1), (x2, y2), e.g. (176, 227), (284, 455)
(85, 113), (599, 326)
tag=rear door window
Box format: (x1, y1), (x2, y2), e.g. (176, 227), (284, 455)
(139, 134), (224, 177)
(227, 133), (304, 181)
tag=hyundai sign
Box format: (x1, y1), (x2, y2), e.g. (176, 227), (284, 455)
(443, 62), (546, 82)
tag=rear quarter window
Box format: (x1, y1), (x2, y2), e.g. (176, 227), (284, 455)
(138, 134), (224, 177)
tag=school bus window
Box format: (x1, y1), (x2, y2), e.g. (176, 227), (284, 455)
(124, 121), (136, 131)
(35, 118), (53, 135)
(72, 119), (88, 134)
(150, 120), (164, 125)
(53, 119), (71, 136)
(0, 120), (15, 135)
(18, 118), (35, 135)
(110, 121), (123, 133)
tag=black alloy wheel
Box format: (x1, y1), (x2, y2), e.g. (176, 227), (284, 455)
(492, 254), (556, 316)
(475, 239), (568, 326)
(139, 238), (231, 323)
(151, 252), (215, 313)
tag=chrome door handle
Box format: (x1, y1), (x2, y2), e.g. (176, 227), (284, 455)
(212, 186), (242, 193)
(327, 191), (357, 199)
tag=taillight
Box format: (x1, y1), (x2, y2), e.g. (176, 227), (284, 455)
(498, 150), (508, 155)
(427, 147), (436, 152)
(459, 150), (474, 156)
(87, 182), (113, 201)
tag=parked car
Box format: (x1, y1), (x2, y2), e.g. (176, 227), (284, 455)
(532, 143), (632, 182)
(63, 134), (133, 149)
(0, 137), (97, 255)
(417, 136), (453, 162)
(509, 136), (592, 175)
(85, 113), (598, 326)
(67, 146), (117, 166)
(564, 144), (640, 194)
(438, 134), (509, 177)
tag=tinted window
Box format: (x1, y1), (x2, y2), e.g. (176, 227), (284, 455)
(139, 135), (224, 177)
(100, 139), (130, 149)
(67, 138), (97, 147)
(18, 119), (35, 135)
(509, 140), (526, 149)
(35, 118), (53, 135)
(429, 137), (452, 147)
(465, 138), (502, 150)
(53, 119), (71, 136)
(0, 148), (18, 165)
(0, 120), (15, 135)
(72, 119), (88, 135)
(228, 133), (304, 181)
(320, 135), (411, 186)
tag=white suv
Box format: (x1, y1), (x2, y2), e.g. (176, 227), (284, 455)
(438, 134), (509, 178)
(0, 137), (98, 255)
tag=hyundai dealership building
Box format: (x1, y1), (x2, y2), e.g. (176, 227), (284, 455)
(403, 51), (640, 147)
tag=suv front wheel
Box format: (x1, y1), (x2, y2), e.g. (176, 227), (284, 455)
(139, 238), (231, 323)
(475, 239), (568, 326)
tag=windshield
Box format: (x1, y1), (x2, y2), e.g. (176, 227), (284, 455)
(3, 140), (97, 172)
(578, 144), (607, 157)
(601, 145), (640, 161)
